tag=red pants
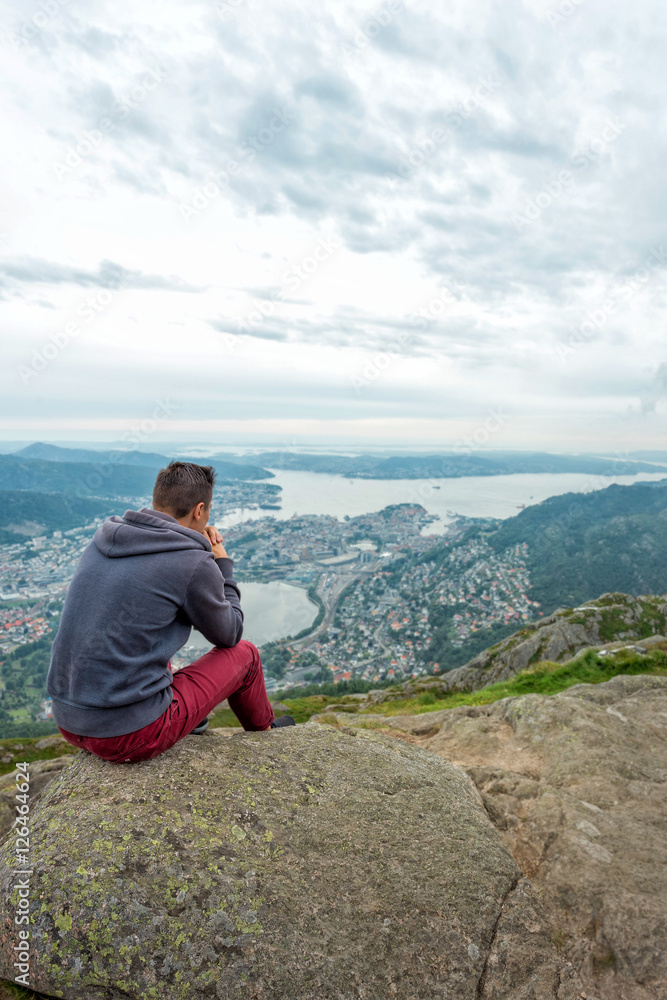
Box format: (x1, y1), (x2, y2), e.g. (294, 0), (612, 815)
(56, 640), (275, 764)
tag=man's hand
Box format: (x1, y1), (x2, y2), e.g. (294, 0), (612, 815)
(203, 525), (228, 559)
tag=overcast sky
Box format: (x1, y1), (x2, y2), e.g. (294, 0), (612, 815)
(1, 0), (666, 452)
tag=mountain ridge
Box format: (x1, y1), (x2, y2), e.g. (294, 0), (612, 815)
(13, 443), (273, 481)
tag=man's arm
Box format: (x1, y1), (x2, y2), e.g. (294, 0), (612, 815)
(181, 555), (244, 647)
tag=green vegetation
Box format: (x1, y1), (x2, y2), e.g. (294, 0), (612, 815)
(0, 490), (114, 544)
(0, 982), (54, 999)
(0, 449), (272, 502)
(207, 705), (243, 728)
(0, 455), (159, 499)
(416, 601), (521, 672)
(0, 633), (57, 732)
(303, 665), (334, 684)
(266, 694), (345, 724)
(486, 482), (667, 612)
(258, 641), (292, 679)
(0, 736), (78, 778)
(272, 675), (399, 701)
(0, 720), (60, 740)
(202, 450), (667, 479)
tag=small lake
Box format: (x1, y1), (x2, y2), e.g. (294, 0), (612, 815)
(188, 579), (318, 650)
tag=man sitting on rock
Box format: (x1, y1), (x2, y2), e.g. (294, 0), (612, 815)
(46, 460), (295, 763)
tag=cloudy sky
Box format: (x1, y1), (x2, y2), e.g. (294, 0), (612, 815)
(1, 0), (666, 452)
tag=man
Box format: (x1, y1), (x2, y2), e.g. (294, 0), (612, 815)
(46, 460), (295, 764)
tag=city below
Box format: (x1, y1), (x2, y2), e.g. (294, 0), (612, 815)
(0, 494), (544, 723)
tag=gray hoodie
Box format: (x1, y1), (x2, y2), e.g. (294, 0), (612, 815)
(46, 508), (244, 738)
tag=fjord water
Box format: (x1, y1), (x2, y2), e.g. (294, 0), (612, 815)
(217, 468), (667, 534)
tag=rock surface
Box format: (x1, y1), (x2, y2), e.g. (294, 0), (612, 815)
(0, 725), (578, 1000)
(327, 674), (667, 1000)
(365, 592), (667, 704)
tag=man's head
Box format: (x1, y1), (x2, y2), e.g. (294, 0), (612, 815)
(152, 461), (217, 531)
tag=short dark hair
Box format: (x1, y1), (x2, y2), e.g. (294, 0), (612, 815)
(152, 461), (217, 518)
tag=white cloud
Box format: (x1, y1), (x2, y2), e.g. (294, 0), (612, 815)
(0, 0), (665, 449)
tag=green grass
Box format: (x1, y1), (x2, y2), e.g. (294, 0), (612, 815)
(8, 708), (33, 723)
(205, 646), (667, 728)
(207, 705), (243, 729)
(598, 608), (630, 642)
(0, 737), (78, 777)
(209, 694), (376, 727)
(0, 980), (54, 1000)
(275, 694), (368, 723)
(0, 983), (46, 1000)
(358, 644), (667, 718)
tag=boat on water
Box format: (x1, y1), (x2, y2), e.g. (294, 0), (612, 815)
(517, 503), (527, 509)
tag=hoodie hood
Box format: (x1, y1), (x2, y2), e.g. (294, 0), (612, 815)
(94, 508), (212, 559)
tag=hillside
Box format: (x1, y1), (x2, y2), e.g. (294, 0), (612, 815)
(15, 443), (171, 467)
(350, 591), (667, 708)
(485, 478), (667, 609)
(0, 454), (161, 498)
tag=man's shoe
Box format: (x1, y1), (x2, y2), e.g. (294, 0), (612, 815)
(189, 718), (209, 735)
(270, 715), (296, 728)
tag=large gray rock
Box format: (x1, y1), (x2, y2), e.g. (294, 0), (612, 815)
(0, 725), (579, 1000)
(346, 674), (667, 1000)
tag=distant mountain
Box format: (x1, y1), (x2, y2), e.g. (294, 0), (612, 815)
(15, 443), (169, 468)
(13, 444), (666, 480)
(178, 455), (274, 480)
(13, 442), (274, 481)
(223, 450), (667, 478)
